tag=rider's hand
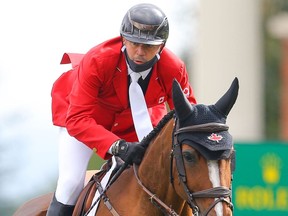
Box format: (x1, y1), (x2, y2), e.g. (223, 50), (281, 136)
(111, 140), (145, 165)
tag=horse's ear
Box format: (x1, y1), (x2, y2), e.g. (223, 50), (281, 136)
(172, 79), (193, 120)
(214, 77), (239, 116)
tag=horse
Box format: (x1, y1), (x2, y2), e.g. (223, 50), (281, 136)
(13, 78), (238, 216)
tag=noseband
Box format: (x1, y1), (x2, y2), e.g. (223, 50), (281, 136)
(170, 119), (234, 216)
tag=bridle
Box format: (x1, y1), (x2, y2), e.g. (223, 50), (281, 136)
(133, 118), (235, 215)
(170, 119), (234, 216)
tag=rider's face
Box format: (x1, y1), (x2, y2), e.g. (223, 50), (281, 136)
(123, 38), (163, 65)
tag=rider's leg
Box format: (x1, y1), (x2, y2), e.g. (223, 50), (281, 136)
(46, 194), (75, 216)
(47, 127), (93, 215)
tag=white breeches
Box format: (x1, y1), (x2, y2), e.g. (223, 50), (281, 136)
(55, 127), (93, 205)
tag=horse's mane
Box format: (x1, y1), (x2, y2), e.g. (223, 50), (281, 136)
(141, 109), (175, 148)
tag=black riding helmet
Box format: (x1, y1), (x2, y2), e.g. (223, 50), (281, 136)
(120, 3), (169, 45)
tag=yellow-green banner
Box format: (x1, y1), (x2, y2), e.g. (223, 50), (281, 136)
(233, 142), (288, 215)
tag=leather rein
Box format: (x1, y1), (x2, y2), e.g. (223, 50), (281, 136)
(133, 120), (234, 216)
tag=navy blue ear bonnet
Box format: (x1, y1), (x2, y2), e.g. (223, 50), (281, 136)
(172, 78), (239, 160)
(177, 104), (233, 160)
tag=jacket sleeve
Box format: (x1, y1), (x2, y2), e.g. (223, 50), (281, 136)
(65, 53), (119, 160)
(165, 60), (197, 109)
(51, 53), (85, 126)
(174, 65), (196, 107)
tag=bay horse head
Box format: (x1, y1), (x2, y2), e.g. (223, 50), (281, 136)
(170, 78), (238, 215)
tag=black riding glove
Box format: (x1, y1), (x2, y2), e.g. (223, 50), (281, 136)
(111, 140), (145, 165)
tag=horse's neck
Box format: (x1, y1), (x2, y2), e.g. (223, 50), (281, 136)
(138, 119), (182, 204)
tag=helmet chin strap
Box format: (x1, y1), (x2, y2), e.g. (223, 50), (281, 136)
(122, 46), (160, 72)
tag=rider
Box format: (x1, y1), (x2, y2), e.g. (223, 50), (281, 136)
(47, 3), (197, 215)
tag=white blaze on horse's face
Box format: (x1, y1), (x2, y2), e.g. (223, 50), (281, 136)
(207, 160), (223, 216)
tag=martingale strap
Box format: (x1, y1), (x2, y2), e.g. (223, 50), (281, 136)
(96, 181), (120, 216)
(84, 161), (128, 216)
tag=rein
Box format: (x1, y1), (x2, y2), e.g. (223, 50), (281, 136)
(170, 119), (234, 216)
(133, 164), (179, 216)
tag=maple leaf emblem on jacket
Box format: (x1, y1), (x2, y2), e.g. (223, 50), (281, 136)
(208, 133), (223, 143)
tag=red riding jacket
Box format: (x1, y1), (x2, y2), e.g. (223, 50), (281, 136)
(51, 36), (197, 159)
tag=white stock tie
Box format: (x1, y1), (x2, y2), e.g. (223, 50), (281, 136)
(129, 72), (153, 141)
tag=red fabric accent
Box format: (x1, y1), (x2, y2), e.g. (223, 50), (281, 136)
(60, 53), (85, 68)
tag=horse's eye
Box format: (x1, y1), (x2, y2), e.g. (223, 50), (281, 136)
(182, 151), (197, 163)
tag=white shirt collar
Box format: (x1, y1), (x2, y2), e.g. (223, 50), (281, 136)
(127, 65), (151, 80)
